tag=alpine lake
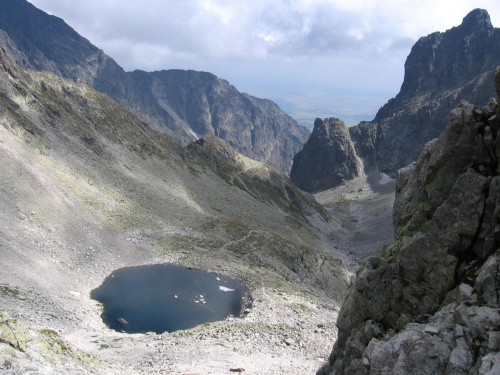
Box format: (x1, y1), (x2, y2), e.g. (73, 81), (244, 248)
(90, 264), (251, 334)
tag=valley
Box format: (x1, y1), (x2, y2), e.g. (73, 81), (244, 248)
(1, 2), (499, 375)
(0, 45), (393, 374)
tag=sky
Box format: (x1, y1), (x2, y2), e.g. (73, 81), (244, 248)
(29, 0), (500, 128)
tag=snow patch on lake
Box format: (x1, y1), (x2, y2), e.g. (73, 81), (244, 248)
(219, 286), (235, 292)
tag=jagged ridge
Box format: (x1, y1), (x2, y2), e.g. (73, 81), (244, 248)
(0, 0), (309, 174)
(350, 8), (500, 176)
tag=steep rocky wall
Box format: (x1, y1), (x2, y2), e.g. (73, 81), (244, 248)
(290, 118), (360, 193)
(350, 9), (500, 176)
(318, 69), (500, 374)
(93, 67), (311, 174)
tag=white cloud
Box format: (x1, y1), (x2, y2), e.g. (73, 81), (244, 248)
(30, 0), (500, 65)
(199, 0), (235, 24)
(28, 0), (500, 127)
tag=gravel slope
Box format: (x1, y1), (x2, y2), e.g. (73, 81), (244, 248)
(0, 48), (395, 374)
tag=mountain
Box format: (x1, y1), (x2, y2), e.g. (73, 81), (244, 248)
(0, 43), (350, 374)
(290, 117), (360, 193)
(0, 0), (309, 174)
(318, 69), (500, 374)
(349, 8), (500, 176)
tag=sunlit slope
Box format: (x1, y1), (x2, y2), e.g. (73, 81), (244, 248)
(0, 45), (349, 331)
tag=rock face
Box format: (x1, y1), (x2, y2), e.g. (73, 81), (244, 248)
(290, 118), (360, 193)
(318, 70), (500, 374)
(0, 0), (309, 174)
(292, 9), (498, 190)
(350, 8), (500, 176)
(92, 68), (310, 174)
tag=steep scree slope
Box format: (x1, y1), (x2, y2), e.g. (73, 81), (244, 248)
(0, 0), (309, 174)
(318, 69), (500, 374)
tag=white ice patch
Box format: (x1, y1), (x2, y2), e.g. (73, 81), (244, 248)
(379, 172), (395, 185)
(69, 291), (81, 297)
(188, 129), (199, 139)
(219, 286), (235, 292)
(155, 97), (199, 140)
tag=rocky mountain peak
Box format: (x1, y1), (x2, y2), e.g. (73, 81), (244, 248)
(349, 8), (500, 177)
(0, 0), (309, 175)
(0, 0), (109, 85)
(461, 8), (493, 32)
(398, 8), (497, 101)
(290, 118), (360, 193)
(313, 117), (339, 138)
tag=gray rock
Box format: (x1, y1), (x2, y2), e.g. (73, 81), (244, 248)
(362, 357), (370, 369)
(445, 337), (473, 374)
(290, 118), (360, 193)
(488, 331), (500, 351)
(318, 68), (500, 374)
(455, 325), (464, 338)
(458, 284), (474, 304)
(350, 9), (500, 176)
(476, 352), (500, 375)
(395, 314), (410, 332)
(368, 327), (451, 374)
(424, 326), (439, 335)
(475, 256), (499, 307)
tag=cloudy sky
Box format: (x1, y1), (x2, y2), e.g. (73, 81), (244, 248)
(29, 0), (500, 128)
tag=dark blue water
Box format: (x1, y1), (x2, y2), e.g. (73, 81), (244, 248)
(90, 264), (250, 334)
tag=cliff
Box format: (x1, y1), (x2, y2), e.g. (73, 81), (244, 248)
(318, 68), (500, 374)
(350, 8), (500, 176)
(290, 117), (360, 193)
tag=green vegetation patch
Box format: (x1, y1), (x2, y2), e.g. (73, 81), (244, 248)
(0, 285), (19, 297)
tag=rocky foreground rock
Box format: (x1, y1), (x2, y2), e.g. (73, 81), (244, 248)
(0, 312), (136, 374)
(290, 118), (360, 193)
(318, 68), (500, 374)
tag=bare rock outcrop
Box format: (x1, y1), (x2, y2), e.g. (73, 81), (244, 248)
(350, 8), (500, 176)
(0, 312), (136, 374)
(290, 118), (360, 193)
(318, 69), (500, 374)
